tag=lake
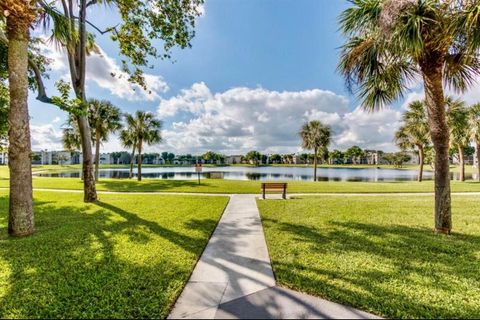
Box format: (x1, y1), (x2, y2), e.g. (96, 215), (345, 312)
(34, 166), (476, 182)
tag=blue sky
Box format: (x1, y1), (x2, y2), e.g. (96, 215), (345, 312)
(30, 0), (475, 155)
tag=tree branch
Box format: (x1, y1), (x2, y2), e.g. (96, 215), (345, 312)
(0, 28), (53, 104)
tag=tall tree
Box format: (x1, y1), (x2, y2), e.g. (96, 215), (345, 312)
(394, 100), (430, 182)
(446, 98), (470, 182)
(470, 103), (480, 181)
(123, 111), (162, 181)
(87, 99), (122, 180)
(299, 120), (331, 181)
(338, 0), (480, 234)
(0, 2), (37, 236)
(31, 0), (203, 202)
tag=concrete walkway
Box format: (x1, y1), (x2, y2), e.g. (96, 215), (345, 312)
(168, 194), (380, 319)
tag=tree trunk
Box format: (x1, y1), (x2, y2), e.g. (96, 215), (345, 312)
(458, 146), (465, 182)
(66, 0), (96, 202)
(129, 144), (136, 179)
(137, 139), (143, 181)
(476, 142), (480, 182)
(418, 145), (424, 182)
(94, 130), (100, 181)
(7, 20), (34, 236)
(421, 62), (451, 234)
(313, 147), (317, 182)
(77, 116), (97, 202)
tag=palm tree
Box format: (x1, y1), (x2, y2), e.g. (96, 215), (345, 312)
(300, 120), (331, 181)
(88, 99), (122, 180)
(0, 3), (37, 236)
(338, 0), (480, 234)
(394, 100), (430, 182)
(120, 126), (137, 179)
(446, 98), (470, 182)
(122, 111), (162, 181)
(470, 103), (480, 181)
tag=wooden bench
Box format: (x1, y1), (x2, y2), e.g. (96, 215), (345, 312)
(261, 183), (287, 199)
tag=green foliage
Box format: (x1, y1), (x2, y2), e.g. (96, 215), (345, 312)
(244, 150), (262, 165)
(344, 145), (364, 163)
(338, 0), (480, 110)
(51, 80), (85, 117)
(258, 195), (480, 318)
(329, 149), (344, 164)
(382, 151), (411, 168)
(470, 103), (480, 143)
(87, 99), (122, 144)
(395, 100), (430, 151)
(201, 151), (225, 163)
(446, 97), (470, 150)
(299, 120), (331, 153)
(0, 191), (228, 318)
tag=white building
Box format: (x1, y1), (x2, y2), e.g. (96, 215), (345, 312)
(225, 155), (242, 165)
(0, 152), (7, 165)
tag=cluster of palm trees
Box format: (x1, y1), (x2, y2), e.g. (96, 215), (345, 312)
(395, 99), (480, 183)
(63, 100), (162, 182)
(338, 0), (480, 234)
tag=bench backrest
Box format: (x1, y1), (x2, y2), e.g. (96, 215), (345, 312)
(261, 183), (287, 189)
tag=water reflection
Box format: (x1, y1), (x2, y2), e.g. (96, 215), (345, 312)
(35, 166), (477, 182)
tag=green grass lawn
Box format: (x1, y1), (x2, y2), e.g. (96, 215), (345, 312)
(0, 176), (478, 194)
(257, 195), (480, 318)
(0, 191), (229, 318)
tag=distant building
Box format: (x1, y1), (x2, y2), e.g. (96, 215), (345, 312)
(225, 155), (242, 165)
(0, 152), (7, 165)
(32, 150), (79, 165)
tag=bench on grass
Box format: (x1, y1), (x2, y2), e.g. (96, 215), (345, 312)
(261, 182), (287, 199)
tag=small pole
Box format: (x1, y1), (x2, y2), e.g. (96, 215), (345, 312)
(198, 171), (200, 185)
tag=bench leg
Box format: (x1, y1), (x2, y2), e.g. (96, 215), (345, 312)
(283, 188), (286, 199)
(263, 187), (265, 199)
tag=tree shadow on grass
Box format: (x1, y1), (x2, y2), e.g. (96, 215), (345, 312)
(0, 196), (219, 318)
(262, 218), (480, 318)
(96, 179), (218, 192)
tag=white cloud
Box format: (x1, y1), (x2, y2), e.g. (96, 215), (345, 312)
(155, 83), (401, 154)
(40, 40), (168, 101)
(30, 124), (64, 151)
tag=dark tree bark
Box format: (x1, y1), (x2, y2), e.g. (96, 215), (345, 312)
(458, 146), (465, 182)
(94, 130), (100, 181)
(421, 56), (451, 234)
(313, 147), (318, 182)
(137, 139), (143, 181)
(129, 143), (136, 179)
(418, 145), (424, 182)
(7, 19), (34, 236)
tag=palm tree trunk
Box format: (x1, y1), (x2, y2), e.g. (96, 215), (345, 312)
(7, 19), (34, 236)
(458, 146), (465, 182)
(313, 147), (318, 182)
(418, 145), (424, 182)
(476, 141), (480, 182)
(422, 64), (451, 234)
(137, 139), (143, 181)
(129, 143), (136, 179)
(94, 130), (101, 181)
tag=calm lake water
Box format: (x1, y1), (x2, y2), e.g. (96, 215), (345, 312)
(35, 166), (475, 182)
